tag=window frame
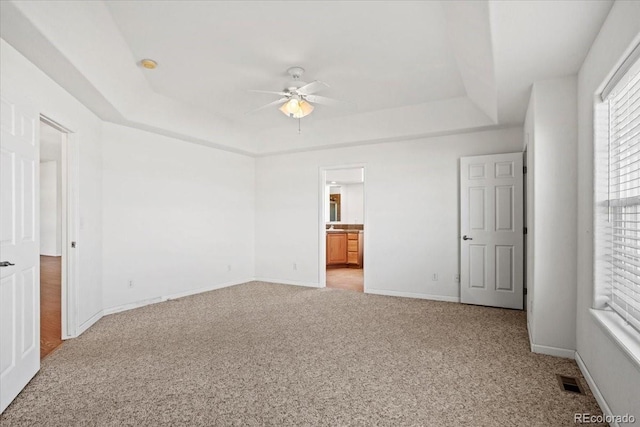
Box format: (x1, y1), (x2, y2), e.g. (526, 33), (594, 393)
(593, 40), (640, 368)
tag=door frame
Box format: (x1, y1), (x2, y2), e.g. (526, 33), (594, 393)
(523, 144), (528, 311)
(39, 115), (79, 339)
(318, 164), (367, 291)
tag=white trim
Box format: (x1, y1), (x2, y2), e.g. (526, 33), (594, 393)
(366, 288), (460, 303)
(318, 168), (327, 288)
(76, 310), (102, 336)
(65, 130), (80, 337)
(529, 342), (575, 359)
(59, 129), (70, 338)
(590, 309), (640, 369)
(103, 278), (254, 316)
(103, 297), (164, 316)
(39, 115), (80, 340)
(165, 278), (255, 300)
(40, 115), (73, 133)
(257, 124), (520, 157)
(102, 281), (477, 319)
(527, 321), (575, 359)
(253, 278), (321, 289)
(600, 39), (640, 101)
(575, 351), (619, 427)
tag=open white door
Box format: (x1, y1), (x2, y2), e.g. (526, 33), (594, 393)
(1, 94), (40, 413)
(460, 152), (523, 310)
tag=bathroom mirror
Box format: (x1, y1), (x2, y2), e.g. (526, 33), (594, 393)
(329, 187), (341, 222)
(326, 183), (364, 224)
(326, 168), (364, 224)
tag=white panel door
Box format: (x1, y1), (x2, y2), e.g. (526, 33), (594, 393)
(460, 152), (523, 309)
(0, 95), (40, 413)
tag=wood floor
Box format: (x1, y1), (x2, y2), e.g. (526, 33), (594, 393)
(40, 255), (62, 359)
(326, 267), (364, 292)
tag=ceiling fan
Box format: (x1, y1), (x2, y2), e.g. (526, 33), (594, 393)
(248, 67), (347, 118)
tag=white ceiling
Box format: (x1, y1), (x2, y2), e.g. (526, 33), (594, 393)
(0, 0), (614, 155)
(106, 1), (466, 128)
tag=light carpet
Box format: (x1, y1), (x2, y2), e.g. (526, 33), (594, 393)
(1, 282), (604, 426)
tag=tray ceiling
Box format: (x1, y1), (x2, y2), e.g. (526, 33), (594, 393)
(0, 0), (613, 155)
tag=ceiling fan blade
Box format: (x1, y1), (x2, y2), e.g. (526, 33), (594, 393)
(304, 94), (351, 108)
(296, 80), (329, 95)
(246, 97), (288, 114)
(249, 89), (289, 96)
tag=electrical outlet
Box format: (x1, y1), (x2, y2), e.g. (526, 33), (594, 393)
(128, 280), (134, 288)
(293, 262), (297, 271)
(454, 274), (460, 282)
(432, 273), (438, 281)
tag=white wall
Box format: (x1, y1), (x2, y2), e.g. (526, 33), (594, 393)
(326, 168), (364, 183)
(524, 75), (578, 357)
(39, 161), (60, 256)
(341, 183), (364, 224)
(101, 123), (255, 312)
(576, 0), (640, 421)
(1, 38), (103, 334)
(524, 93), (535, 336)
(255, 127), (523, 296)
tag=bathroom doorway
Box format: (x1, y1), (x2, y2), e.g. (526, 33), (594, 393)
(39, 119), (67, 358)
(320, 166), (365, 292)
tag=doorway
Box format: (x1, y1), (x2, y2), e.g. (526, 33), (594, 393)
(39, 119), (67, 358)
(320, 166), (365, 292)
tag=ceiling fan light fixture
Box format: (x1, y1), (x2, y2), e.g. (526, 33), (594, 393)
(279, 99), (314, 118)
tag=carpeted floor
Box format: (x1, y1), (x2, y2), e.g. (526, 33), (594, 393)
(1, 282), (604, 426)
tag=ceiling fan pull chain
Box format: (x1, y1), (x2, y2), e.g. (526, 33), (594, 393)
(298, 118), (301, 134)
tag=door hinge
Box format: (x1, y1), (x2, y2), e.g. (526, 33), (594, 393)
(71, 241), (77, 248)
(523, 166), (527, 174)
(523, 227), (528, 235)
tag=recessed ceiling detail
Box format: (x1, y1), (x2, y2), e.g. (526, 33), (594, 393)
(0, 0), (613, 156)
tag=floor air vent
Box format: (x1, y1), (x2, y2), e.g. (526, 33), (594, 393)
(556, 375), (583, 394)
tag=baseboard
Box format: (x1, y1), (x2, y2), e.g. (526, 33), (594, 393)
(253, 278), (321, 288)
(75, 310), (102, 337)
(103, 296), (164, 315)
(526, 321), (575, 359)
(530, 342), (575, 359)
(575, 351), (619, 427)
(165, 278), (253, 300)
(103, 278), (252, 316)
(366, 288), (460, 303)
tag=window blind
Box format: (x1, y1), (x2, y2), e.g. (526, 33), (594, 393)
(608, 64), (640, 332)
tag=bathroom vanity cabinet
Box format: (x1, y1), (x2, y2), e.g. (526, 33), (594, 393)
(326, 231), (363, 267)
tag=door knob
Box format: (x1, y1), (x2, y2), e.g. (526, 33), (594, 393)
(462, 235), (473, 241)
(0, 261), (15, 267)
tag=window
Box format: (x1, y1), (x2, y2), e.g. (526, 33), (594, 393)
(597, 45), (640, 332)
